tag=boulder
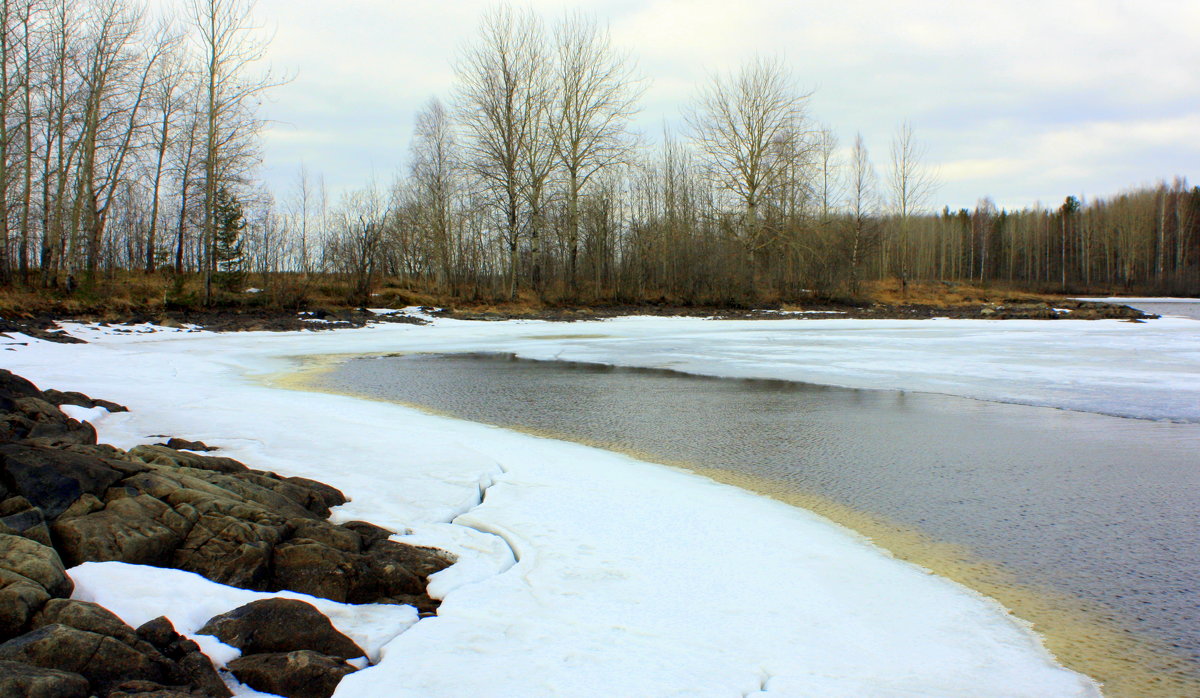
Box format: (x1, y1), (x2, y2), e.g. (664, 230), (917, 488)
(0, 569), (51, 640)
(270, 534), (452, 611)
(127, 445), (247, 474)
(340, 520), (397, 547)
(0, 444), (124, 518)
(290, 519), (363, 553)
(51, 494), (196, 568)
(135, 617), (232, 698)
(31, 600), (152, 656)
(106, 680), (202, 697)
(283, 476), (348, 516)
(0, 496), (52, 545)
(0, 369), (43, 400)
(11, 397), (98, 446)
(0, 658), (90, 698)
(174, 468), (320, 521)
(173, 510), (287, 589)
(41, 388), (129, 413)
(226, 650), (357, 698)
(269, 539), (358, 602)
(160, 438), (215, 452)
(0, 533), (72, 598)
(197, 598), (364, 660)
(0, 623), (164, 688)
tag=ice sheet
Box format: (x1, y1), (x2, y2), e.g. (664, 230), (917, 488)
(1, 315), (1130, 696)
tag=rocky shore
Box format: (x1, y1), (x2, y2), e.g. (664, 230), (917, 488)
(0, 368), (453, 698)
(0, 296), (1156, 343)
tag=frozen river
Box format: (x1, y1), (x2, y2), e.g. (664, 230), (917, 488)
(319, 347), (1200, 696)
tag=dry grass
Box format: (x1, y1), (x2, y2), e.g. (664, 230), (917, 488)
(862, 279), (1061, 307)
(1, 273), (1077, 320)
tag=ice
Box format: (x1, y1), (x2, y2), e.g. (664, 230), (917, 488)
(0, 315), (1138, 696)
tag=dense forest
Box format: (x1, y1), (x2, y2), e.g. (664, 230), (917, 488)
(0, 0), (1196, 311)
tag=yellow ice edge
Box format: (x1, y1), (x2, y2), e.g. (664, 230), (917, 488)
(268, 351), (1200, 698)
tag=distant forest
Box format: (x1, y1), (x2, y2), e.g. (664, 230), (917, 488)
(1, 0), (1196, 308)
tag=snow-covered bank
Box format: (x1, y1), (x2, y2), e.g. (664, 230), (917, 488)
(0, 316), (1133, 696)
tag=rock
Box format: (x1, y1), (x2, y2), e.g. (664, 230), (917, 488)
(270, 539), (358, 602)
(51, 494), (196, 568)
(135, 617), (231, 698)
(0, 533), (72, 598)
(0, 496), (52, 546)
(0, 658), (90, 698)
(7, 396), (99, 446)
(41, 389), (129, 413)
(0, 444), (124, 518)
(106, 680), (200, 697)
(340, 520), (396, 547)
(290, 519), (363, 553)
(0, 570), (51, 640)
(177, 468), (321, 521)
(161, 438), (215, 452)
(198, 598), (364, 661)
(0, 623), (163, 688)
(0, 370), (42, 400)
(226, 650), (357, 698)
(31, 600), (150, 655)
(127, 445), (247, 474)
(135, 616), (181, 649)
(173, 510), (287, 589)
(283, 476), (348, 515)
(270, 535), (452, 610)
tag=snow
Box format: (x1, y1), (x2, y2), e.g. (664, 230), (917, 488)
(69, 562), (418, 666)
(1076, 296), (1200, 304)
(3, 313), (1166, 696)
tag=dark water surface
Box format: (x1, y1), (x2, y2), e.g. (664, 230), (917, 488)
(317, 353), (1200, 694)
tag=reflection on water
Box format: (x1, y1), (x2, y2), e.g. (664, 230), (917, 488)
(315, 353), (1200, 696)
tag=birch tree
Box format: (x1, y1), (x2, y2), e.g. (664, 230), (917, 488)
(551, 12), (639, 290)
(455, 5), (548, 298)
(409, 97), (458, 289)
(187, 0), (275, 303)
(888, 120), (936, 283)
(688, 55), (810, 254)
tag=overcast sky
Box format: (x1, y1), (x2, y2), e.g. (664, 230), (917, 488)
(247, 0), (1199, 211)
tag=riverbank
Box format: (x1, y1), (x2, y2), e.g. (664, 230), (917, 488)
(0, 318), (1104, 696)
(0, 368), (453, 697)
(0, 277), (1160, 341)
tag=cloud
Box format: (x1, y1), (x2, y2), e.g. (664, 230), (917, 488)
(192, 0), (1199, 210)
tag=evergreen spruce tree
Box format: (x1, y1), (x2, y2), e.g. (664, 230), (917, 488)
(212, 186), (246, 292)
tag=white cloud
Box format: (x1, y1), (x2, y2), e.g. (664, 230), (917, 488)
(191, 0), (1200, 210)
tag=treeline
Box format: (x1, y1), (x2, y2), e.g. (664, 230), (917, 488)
(1, 2), (1197, 306)
(0, 0), (273, 297)
(898, 181), (1199, 293)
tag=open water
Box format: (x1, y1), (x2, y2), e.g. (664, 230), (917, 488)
(317, 351), (1200, 695)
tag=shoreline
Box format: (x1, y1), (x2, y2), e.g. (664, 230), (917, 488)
(0, 296), (1157, 343)
(0, 319), (1105, 696)
(296, 351), (1200, 697)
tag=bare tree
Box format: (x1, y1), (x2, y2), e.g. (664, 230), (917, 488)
(455, 4), (548, 298)
(187, 0), (277, 303)
(551, 11), (640, 290)
(74, 0), (163, 282)
(288, 161), (313, 274)
(887, 120), (937, 284)
(143, 18), (187, 272)
(845, 133), (879, 293)
(409, 96), (458, 290)
(688, 55), (810, 254)
(815, 124), (840, 221)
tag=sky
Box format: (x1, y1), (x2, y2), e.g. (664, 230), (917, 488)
(243, 0), (1199, 212)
